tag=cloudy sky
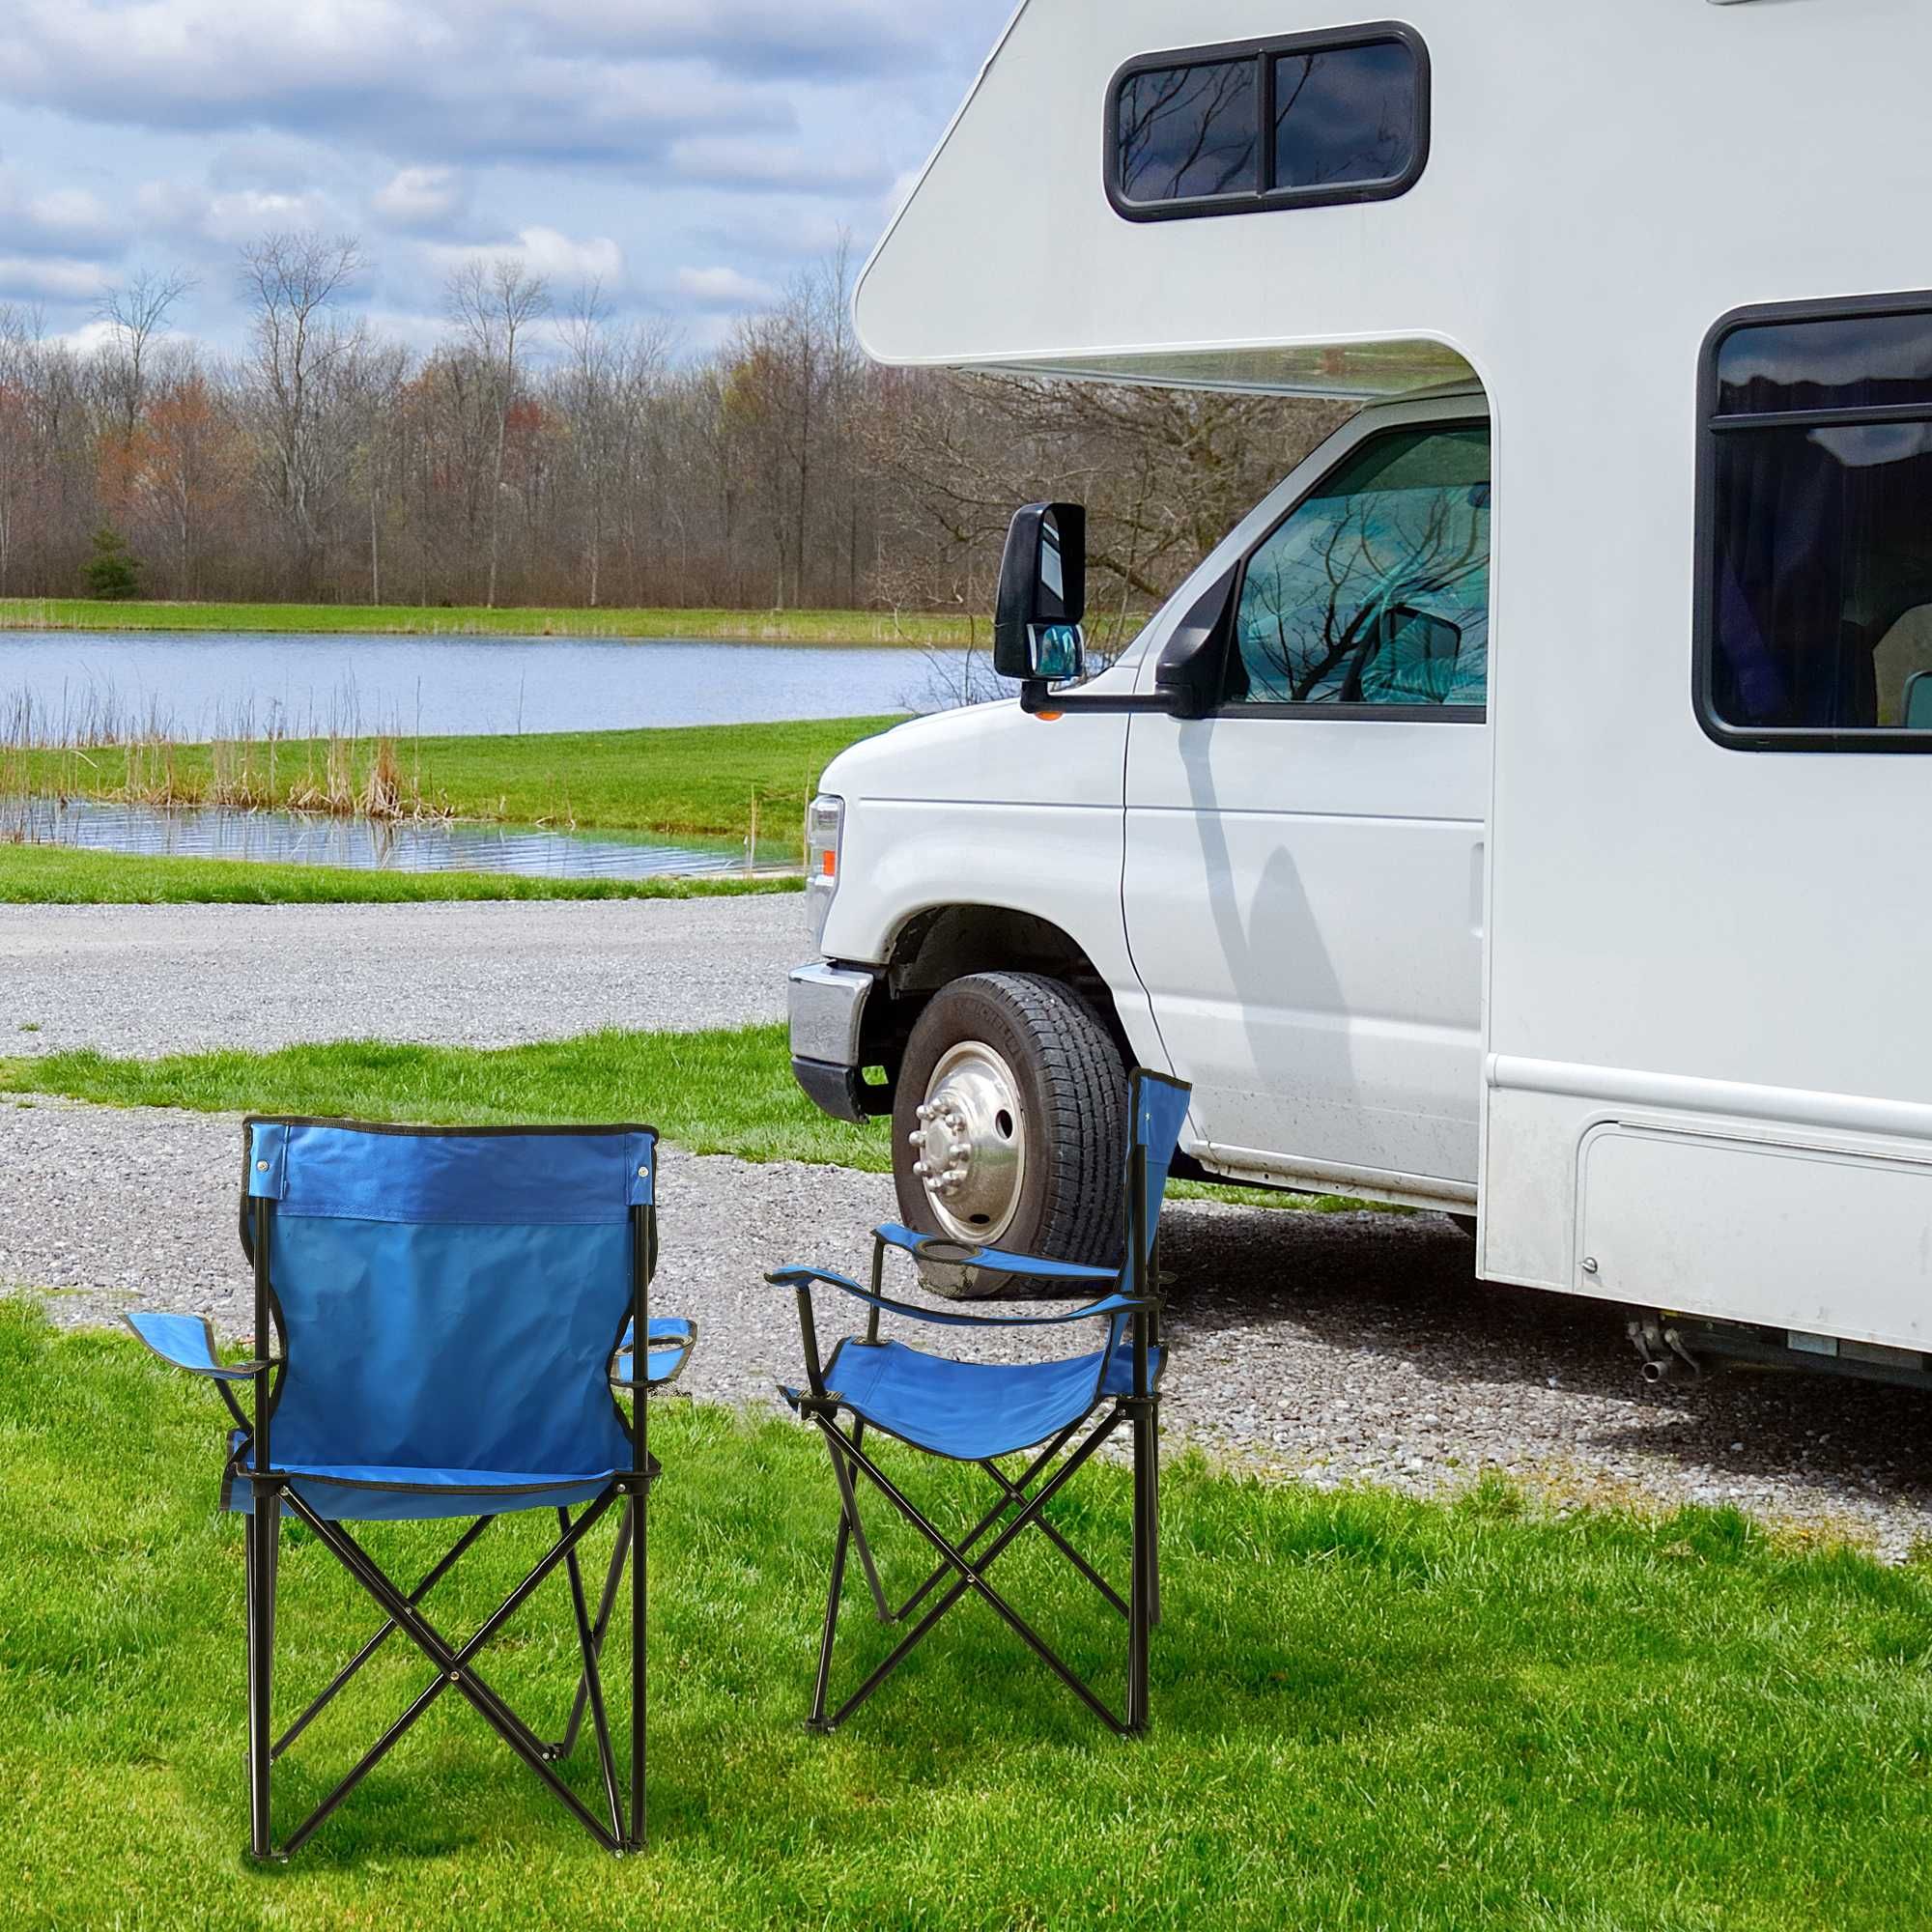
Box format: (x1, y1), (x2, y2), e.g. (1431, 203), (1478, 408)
(0, 0), (1014, 356)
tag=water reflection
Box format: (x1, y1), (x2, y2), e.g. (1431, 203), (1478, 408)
(7, 795), (788, 879)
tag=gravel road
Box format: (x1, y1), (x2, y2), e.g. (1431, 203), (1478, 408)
(0, 895), (802, 1056)
(12, 1094), (1932, 1558)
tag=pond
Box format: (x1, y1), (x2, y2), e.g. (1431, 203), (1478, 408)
(7, 796), (790, 879)
(0, 630), (980, 741)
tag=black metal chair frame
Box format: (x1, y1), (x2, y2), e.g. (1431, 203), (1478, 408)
(231, 1188), (659, 1861)
(783, 1136), (1168, 1739)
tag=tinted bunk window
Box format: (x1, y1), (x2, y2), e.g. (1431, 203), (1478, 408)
(1272, 42), (1420, 192)
(1109, 27), (1429, 222)
(1700, 298), (1932, 748)
(1117, 60), (1258, 202)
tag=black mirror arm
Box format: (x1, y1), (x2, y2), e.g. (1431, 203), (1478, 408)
(1019, 682), (1190, 717)
(1021, 566), (1236, 721)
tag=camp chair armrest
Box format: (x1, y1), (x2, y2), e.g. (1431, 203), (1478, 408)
(872, 1221), (1121, 1285)
(126, 1311), (268, 1380)
(766, 1264), (1151, 1330)
(609, 1316), (696, 1391)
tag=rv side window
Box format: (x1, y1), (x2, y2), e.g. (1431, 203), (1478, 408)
(1699, 296), (1932, 750)
(1108, 27), (1429, 222)
(1225, 424), (1490, 714)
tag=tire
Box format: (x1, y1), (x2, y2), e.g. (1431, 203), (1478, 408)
(892, 971), (1127, 1298)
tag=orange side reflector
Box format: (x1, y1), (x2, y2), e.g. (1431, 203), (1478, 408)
(821, 849), (837, 877)
(1037, 711), (1064, 723)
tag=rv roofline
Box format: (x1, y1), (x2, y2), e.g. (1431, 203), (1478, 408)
(852, 0), (1031, 363)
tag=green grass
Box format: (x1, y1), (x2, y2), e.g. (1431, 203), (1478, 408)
(0, 596), (981, 645)
(0, 1031), (1369, 1219)
(16, 714), (897, 841)
(0, 1026), (889, 1169)
(0, 1028), (1378, 1213)
(0, 845), (804, 906)
(5, 1299), (1932, 1929)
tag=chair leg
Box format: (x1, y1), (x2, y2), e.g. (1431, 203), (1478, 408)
(1149, 1426), (1162, 1630)
(628, 1492), (646, 1854)
(821, 1418), (891, 1623)
(807, 1483), (854, 1732)
(245, 1492), (282, 1861)
(553, 1505), (632, 1763)
(1127, 1396), (1156, 1737)
(559, 1507), (625, 1846)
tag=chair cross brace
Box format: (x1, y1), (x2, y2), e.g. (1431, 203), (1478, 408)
(257, 1483), (637, 1859)
(805, 1402), (1145, 1738)
(888, 1425), (1129, 1628)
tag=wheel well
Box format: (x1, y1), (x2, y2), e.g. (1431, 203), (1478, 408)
(864, 906), (1131, 1074)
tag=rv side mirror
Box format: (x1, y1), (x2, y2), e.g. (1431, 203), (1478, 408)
(993, 501), (1087, 685)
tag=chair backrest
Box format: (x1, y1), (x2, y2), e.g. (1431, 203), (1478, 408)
(242, 1118), (654, 1481)
(1123, 1068), (1192, 1293)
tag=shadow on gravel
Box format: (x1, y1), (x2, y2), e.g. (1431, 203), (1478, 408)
(1157, 1201), (1932, 1521)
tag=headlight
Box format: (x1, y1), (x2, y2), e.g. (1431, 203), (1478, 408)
(804, 793), (843, 950)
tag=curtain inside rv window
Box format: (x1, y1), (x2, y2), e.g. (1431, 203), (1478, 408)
(1706, 304), (1932, 743)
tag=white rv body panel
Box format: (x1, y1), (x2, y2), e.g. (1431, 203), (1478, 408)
(827, 0), (1932, 1356)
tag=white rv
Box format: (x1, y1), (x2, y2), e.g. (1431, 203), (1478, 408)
(791, 0), (1932, 1385)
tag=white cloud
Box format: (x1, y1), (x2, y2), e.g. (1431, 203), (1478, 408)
(373, 165), (467, 230)
(673, 264), (773, 307)
(133, 179), (339, 244)
(497, 0), (934, 75)
(0, 253), (114, 300)
(0, 0), (1018, 341)
(432, 225), (625, 288)
(668, 136), (890, 194)
(0, 165), (128, 255)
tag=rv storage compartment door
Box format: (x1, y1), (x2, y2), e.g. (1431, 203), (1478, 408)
(1576, 1125), (1932, 1353)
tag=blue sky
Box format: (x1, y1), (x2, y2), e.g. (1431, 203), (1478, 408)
(0, 0), (1015, 355)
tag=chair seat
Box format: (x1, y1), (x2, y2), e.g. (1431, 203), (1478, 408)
(797, 1336), (1163, 1463)
(223, 1438), (631, 1521)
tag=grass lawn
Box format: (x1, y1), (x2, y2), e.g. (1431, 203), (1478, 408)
(0, 845), (804, 906)
(15, 714), (898, 842)
(0, 596), (980, 646)
(0, 1025), (885, 1169)
(0, 1028), (1394, 1216)
(5, 1299), (1932, 1929)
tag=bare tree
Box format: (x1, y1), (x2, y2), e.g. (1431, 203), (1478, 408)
(0, 235), (1354, 626)
(444, 257), (550, 608)
(95, 266), (198, 446)
(239, 232), (366, 594)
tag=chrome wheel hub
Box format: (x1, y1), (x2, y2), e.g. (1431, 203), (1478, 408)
(908, 1039), (1027, 1243)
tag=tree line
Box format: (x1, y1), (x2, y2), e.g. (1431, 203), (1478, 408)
(0, 233), (1345, 623)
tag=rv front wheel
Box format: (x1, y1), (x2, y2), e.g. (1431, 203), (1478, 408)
(892, 971), (1126, 1297)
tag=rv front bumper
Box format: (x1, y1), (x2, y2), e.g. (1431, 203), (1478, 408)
(788, 960), (884, 1124)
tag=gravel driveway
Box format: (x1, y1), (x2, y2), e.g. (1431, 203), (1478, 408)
(0, 895), (802, 1056)
(12, 1094), (1932, 1558)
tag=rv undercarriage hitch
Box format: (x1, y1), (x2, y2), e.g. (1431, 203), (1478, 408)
(1627, 1317), (1703, 1387)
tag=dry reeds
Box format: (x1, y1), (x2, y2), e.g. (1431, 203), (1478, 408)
(3, 686), (450, 826)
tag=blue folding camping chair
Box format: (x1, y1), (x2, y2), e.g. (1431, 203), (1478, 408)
(127, 1117), (694, 1860)
(773, 1067), (1190, 1738)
